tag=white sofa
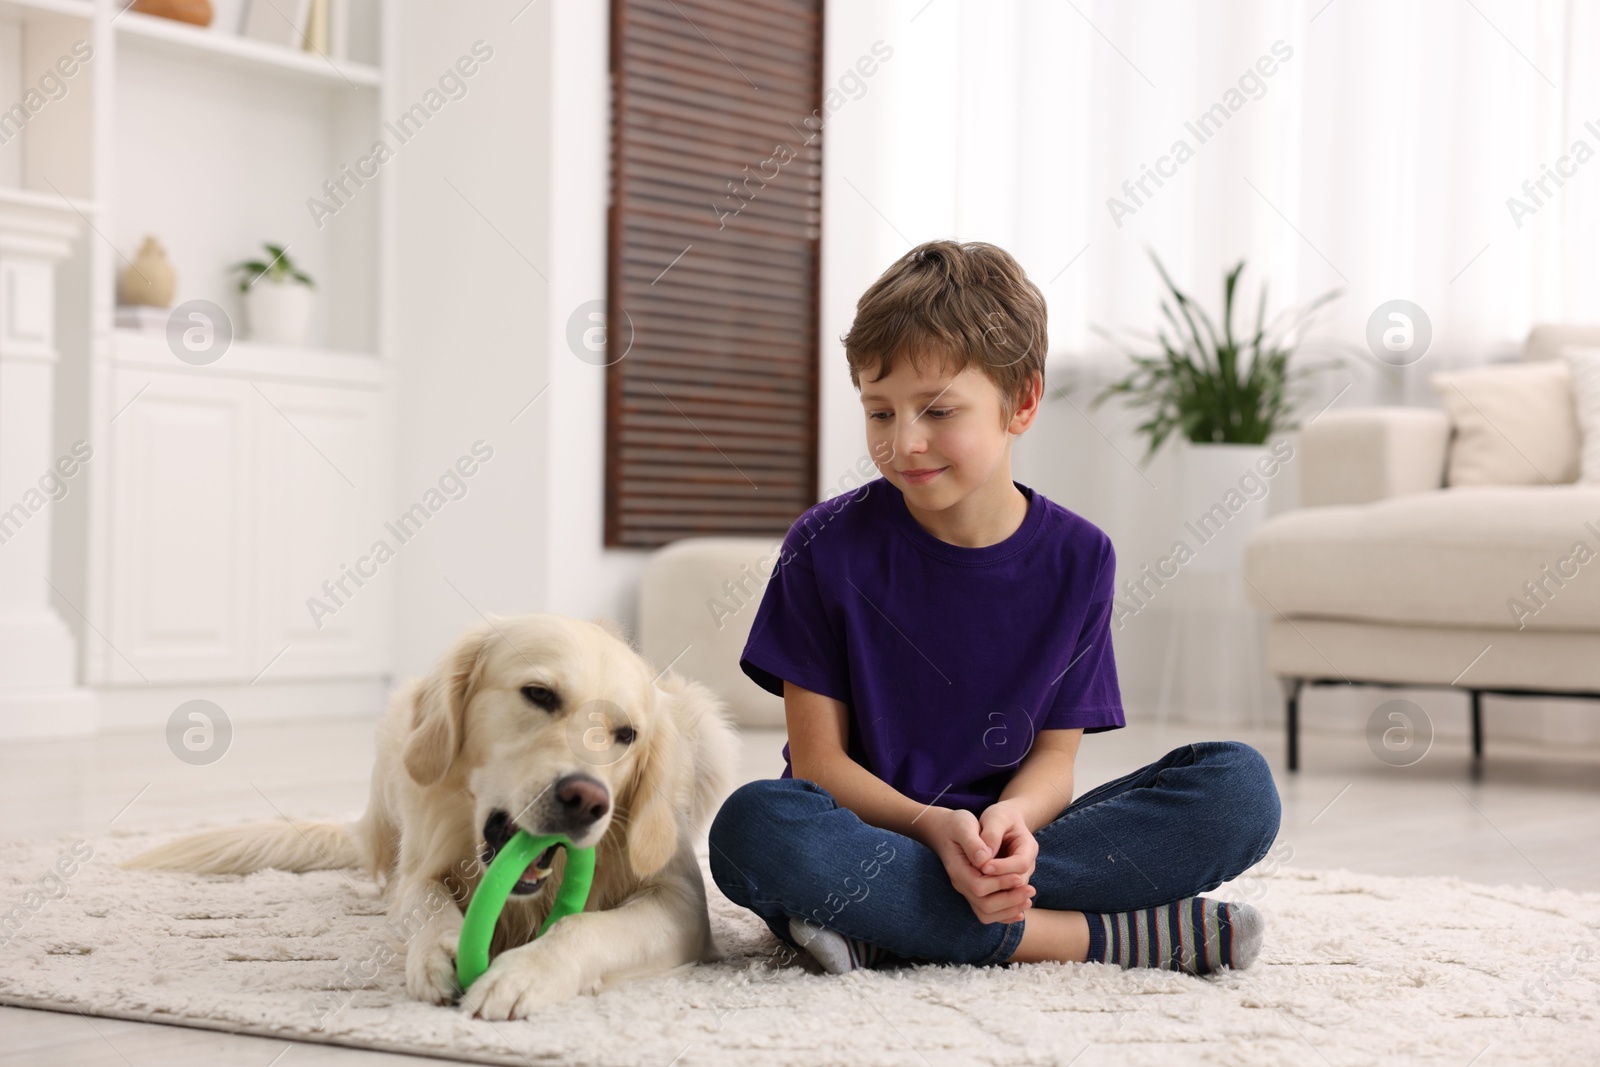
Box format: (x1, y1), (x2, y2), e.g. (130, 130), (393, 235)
(1243, 324), (1600, 770)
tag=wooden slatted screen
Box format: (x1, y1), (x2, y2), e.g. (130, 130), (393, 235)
(605, 0), (823, 548)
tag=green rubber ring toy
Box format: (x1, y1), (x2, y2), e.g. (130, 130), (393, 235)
(456, 830), (596, 991)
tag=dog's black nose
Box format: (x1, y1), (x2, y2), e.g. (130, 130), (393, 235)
(554, 773), (610, 833)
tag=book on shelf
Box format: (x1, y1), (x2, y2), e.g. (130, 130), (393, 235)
(329, 0), (347, 60)
(303, 0), (329, 57)
(240, 0), (314, 49)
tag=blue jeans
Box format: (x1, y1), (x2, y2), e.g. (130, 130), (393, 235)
(707, 740), (1281, 966)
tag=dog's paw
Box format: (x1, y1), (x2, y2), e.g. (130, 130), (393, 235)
(459, 940), (584, 1020)
(405, 924), (463, 1005)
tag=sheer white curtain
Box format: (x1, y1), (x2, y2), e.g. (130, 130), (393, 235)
(998, 0), (1593, 388)
(824, 0), (1599, 469)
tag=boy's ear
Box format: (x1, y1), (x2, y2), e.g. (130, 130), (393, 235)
(1007, 369), (1044, 434)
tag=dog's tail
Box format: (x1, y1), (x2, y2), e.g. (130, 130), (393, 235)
(120, 820), (365, 876)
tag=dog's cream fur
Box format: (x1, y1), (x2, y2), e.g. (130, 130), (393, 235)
(122, 612), (741, 1020)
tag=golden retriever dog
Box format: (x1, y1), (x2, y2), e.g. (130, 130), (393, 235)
(122, 612), (740, 1020)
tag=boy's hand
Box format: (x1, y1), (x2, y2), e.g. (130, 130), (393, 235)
(924, 805), (1037, 925)
(976, 798), (1038, 886)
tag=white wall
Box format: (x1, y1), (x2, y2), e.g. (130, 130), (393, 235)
(392, 0), (646, 683)
(539, 0), (647, 635)
(391, 3), (553, 679)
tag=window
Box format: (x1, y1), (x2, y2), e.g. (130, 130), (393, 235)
(605, 0), (824, 548)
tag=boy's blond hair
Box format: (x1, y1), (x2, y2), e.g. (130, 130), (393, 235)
(841, 239), (1047, 424)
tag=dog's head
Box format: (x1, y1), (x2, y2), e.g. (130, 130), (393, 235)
(401, 612), (692, 886)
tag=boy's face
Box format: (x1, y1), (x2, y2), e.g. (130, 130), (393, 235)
(859, 353), (1029, 506)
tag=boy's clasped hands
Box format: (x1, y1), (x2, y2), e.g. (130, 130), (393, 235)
(923, 800), (1038, 924)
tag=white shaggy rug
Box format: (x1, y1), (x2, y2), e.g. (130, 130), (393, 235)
(1, 819), (1597, 1067)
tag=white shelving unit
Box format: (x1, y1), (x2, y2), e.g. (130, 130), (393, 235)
(0, 0), (399, 735)
(114, 9), (381, 86)
(0, 0), (94, 19)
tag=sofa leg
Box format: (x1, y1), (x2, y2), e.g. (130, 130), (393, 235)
(1470, 689), (1483, 760)
(1279, 677), (1304, 772)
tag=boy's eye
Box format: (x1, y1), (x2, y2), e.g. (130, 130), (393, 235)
(867, 409), (955, 421)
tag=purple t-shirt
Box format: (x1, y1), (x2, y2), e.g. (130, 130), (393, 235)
(738, 476), (1124, 816)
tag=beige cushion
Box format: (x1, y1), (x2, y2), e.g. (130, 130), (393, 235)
(1244, 485), (1600, 631)
(1562, 346), (1600, 484)
(1521, 323), (1600, 363)
(1430, 361), (1581, 486)
(638, 536), (787, 729)
(1300, 408), (1449, 505)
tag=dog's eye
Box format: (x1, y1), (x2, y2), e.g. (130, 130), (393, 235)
(614, 726), (637, 745)
(520, 685), (560, 711)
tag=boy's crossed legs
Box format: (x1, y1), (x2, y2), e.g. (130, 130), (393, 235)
(707, 740), (1282, 974)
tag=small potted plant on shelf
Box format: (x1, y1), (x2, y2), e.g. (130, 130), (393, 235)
(230, 242), (315, 346)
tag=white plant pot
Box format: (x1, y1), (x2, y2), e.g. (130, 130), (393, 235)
(243, 281), (313, 346)
(1164, 438), (1281, 727)
(1177, 440), (1274, 574)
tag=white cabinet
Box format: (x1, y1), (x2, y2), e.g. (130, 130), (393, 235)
(253, 376), (392, 679)
(107, 367), (253, 683)
(102, 333), (393, 685)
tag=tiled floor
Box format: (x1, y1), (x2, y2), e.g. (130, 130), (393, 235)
(3, 713), (1597, 1065)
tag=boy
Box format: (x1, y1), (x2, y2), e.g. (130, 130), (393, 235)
(707, 240), (1281, 974)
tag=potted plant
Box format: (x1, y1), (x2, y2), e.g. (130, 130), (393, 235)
(1088, 250), (1341, 570)
(230, 242), (314, 346)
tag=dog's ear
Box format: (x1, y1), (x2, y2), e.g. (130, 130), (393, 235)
(589, 614), (632, 648)
(624, 697), (686, 879)
(403, 623), (492, 787)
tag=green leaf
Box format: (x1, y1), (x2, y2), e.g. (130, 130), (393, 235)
(1090, 252), (1343, 460)
(228, 242), (315, 289)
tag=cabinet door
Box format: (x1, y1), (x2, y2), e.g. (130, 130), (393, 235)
(253, 380), (392, 678)
(108, 371), (254, 683)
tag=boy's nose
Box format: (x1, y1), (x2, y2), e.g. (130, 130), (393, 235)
(894, 422), (928, 456)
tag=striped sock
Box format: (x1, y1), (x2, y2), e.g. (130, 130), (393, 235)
(1083, 897), (1263, 976)
(786, 916), (898, 973)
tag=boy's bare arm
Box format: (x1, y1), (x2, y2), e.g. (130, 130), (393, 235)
(995, 728), (1083, 832)
(782, 680), (947, 849)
